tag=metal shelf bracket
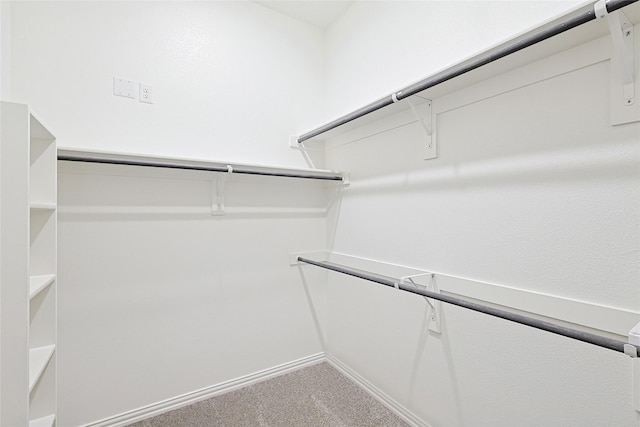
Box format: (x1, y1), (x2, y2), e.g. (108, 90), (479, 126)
(628, 321), (640, 411)
(400, 272), (441, 334)
(596, 0), (638, 124)
(211, 165), (233, 215)
(404, 97), (436, 160)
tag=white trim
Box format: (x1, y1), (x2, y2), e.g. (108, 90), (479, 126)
(81, 352), (432, 427)
(58, 205), (328, 217)
(326, 353), (430, 427)
(82, 353), (325, 427)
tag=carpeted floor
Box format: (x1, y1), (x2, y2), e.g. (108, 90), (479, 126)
(127, 362), (409, 426)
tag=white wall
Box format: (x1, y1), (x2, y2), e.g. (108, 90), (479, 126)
(321, 2), (640, 426)
(11, 2), (330, 425)
(1, 1), (10, 100)
(323, 0), (583, 121)
(11, 1), (640, 426)
(57, 165), (330, 426)
(11, 1), (324, 168)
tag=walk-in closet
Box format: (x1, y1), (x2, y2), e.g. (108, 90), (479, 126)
(1, 1), (639, 426)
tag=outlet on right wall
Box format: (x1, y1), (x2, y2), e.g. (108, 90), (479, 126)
(322, 2), (640, 426)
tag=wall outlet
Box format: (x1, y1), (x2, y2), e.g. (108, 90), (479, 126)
(139, 84), (153, 104)
(113, 78), (136, 99)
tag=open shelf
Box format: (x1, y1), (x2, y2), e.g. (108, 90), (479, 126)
(29, 415), (55, 427)
(30, 139), (56, 206)
(30, 209), (56, 277)
(28, 346), (55, 393)
(58, 147), (345, 182)
(30, 203), (56, 211)
(29, 281), (55, 350)
(29, 351), (56, 423)
(298, 1), (640, 142)
(29, 275), (55, 300)
(29, 113), (55, 143)
(2, 102), (57, 424)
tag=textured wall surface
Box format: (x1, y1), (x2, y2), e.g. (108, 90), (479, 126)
(11, 1), (324, 168)
(322, 2), (639, 425)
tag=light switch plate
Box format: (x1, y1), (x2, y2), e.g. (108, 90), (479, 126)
(113, 78), (136, 99)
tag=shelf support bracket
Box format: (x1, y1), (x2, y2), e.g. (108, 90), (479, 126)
(628, 321), (640, 411)
(400, 272), (441, 334)
(404, 97), (435, 160)
(211, 166), (233, 215)
(595, 0), (638, 124)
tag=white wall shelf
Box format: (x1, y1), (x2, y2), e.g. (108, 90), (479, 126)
(30, 275), (56, 300)
(29, 415), (56, 427)
(28, 346), (55, 393)
(297, 1), (640, 143)
(1, 102), (57, 426)
(58, 147), (346, 183)
(30, 203), (57, 211)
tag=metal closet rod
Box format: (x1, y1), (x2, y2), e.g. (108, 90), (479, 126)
(297, 0), (638, 143)
(297, 257), (640, 357)
(57, 154), (344, 182)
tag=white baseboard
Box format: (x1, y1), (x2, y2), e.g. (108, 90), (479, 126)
(83, 352), (429, 427)
(326, 353), (430, 427)
(83, 353), (326, 427)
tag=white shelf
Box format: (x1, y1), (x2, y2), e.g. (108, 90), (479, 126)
(30, 203), (56, 211)
(29, 275), (56, 300)
(299, 2), (640, 142)
(28, 346), (55, 394)
(2, 102), (57, 424)
(29, 415), (55, 427)
(29, 113), (55, 144)
(58, 147), (345, 182)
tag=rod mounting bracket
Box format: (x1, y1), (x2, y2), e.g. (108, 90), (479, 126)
(211, 167), (233, 215)
(400, 272), (441, 334)
(629, 321), (640, 348)
(596, 0), (638, 124)
(628, 321), (640, 411)
(405, 97), (436, 160)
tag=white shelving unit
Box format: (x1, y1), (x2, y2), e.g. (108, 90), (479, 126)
(1, 102), (57, 426)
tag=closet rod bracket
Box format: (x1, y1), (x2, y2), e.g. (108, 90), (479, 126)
(341, 172), (351, 187)
(596, 0), (638, 124)
(400, 272), (441, 334)
(404, 97), (436, 160)
(628, 321), (640, 352)
(211, 166), (233, 215)
(628, 321), (640, 411)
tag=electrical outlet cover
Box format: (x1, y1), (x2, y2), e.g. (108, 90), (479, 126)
(139, 83), (153, 104)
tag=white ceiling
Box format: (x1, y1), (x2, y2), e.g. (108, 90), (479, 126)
(253, 1), (355, 29)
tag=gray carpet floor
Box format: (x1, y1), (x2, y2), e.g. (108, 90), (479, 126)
(127, 362), (409, 427)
